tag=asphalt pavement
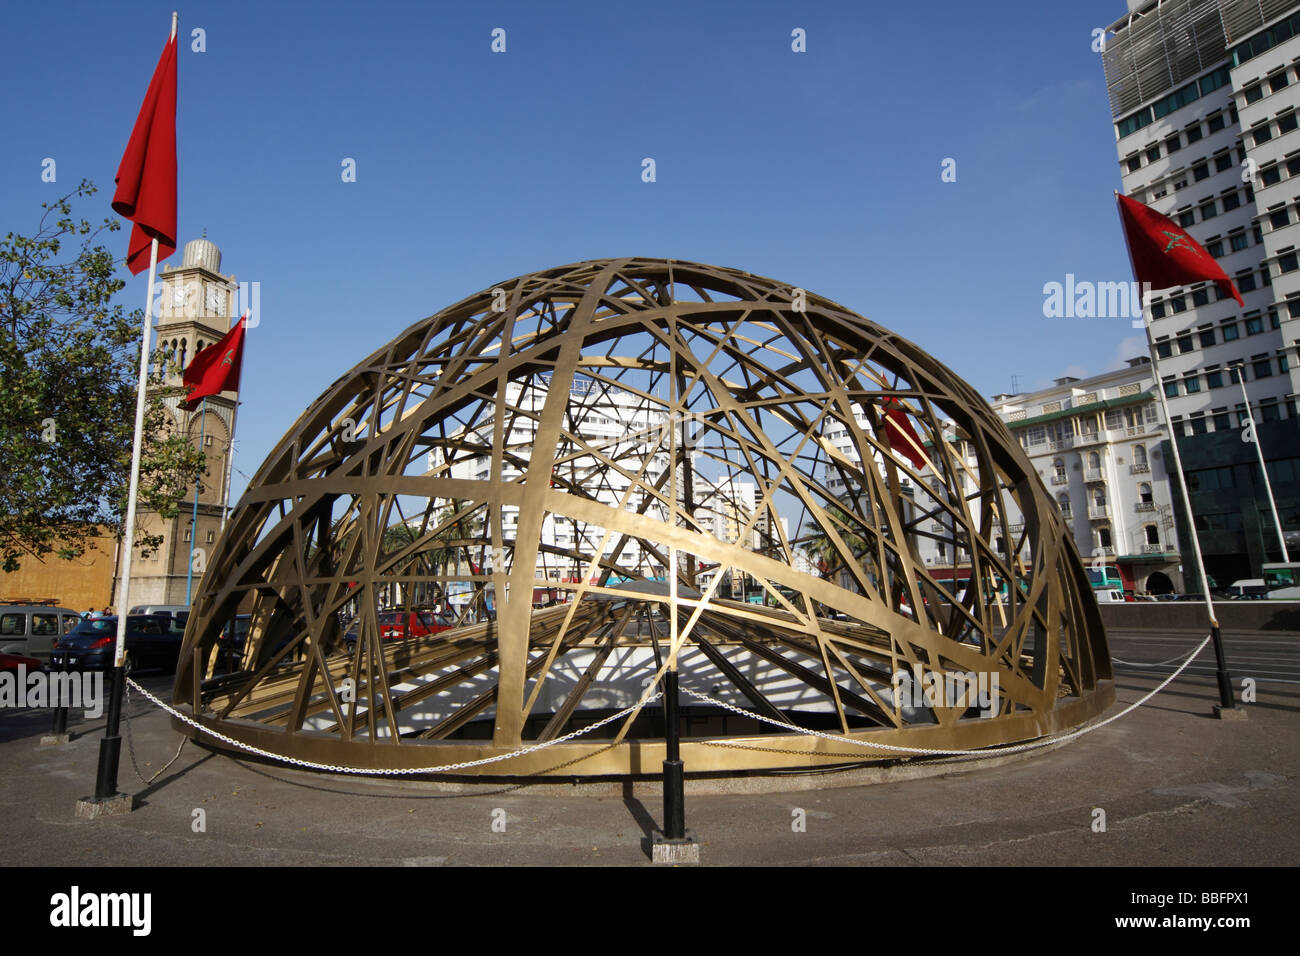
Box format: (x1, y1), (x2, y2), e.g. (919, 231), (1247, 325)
(1, 627), (1296, 866)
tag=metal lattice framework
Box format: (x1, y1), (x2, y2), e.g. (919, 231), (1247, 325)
(173, 258), (1113, 776)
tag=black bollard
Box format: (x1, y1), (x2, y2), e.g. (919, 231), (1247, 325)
(662, 668), (685, 840)
(93, 666), (125, 800)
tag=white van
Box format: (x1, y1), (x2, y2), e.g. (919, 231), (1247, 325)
(1094, 589), (1127, 603)
(1225, 579), (1267, 600)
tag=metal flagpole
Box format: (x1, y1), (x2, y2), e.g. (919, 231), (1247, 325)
(219, 312), (246, 533)
(1117, 193), (1239, 715)
(93, 11), (178, 806)
(1229, 362), (1291, 564)
(185, 397), (207, 603)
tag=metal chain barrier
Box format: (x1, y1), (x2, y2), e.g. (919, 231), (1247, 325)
(682, 633), (1215, 758)
(119, 632), (1210, 774)
(123, 679), (188, 785)
(124, 677), (660, 776)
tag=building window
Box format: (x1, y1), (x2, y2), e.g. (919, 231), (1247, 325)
(1145, 525), (1160, 546)
(1244, 83), (1264, 104)
(1151, 301), (1168, 320)
(1282, 111), (1300, 134)
(1134, 445), (1148, 468)
(1207, 367), (1224, 388)
(1221, 191), (1242, 212)
(1170, 296), (1188, 314)
(1270, 71), (1291, 93)
(1176, 333), (1193, 352)
(1192, 287), (1210, 306)
(1178, 210), (1196, 227)
(1199, 200), (1217, 220)
(1185, 375), (1202, 393)
(1187, 124), (1204, 145)
(1166, 134), (1182, 153)
(1222, 322), (1240, 341)
(206, 530), (215, 544)
(1254, 357), (1273, 378)
(1207, 239), (1224, 257)
(183, 528), (192, 543)
(1271, 208), (1290, 229)
(1156, 339), (1173, 359)
(1126, 155), (1143, 173)
(1246, 315), (1265, 335)
(1254, 124), (1274, 146)
(1199, 328), (1216, 347)
(1163, 378), (1179, 398)
(1146, 144), (1162, 163)
(1139, 482), (1154, 504)
(1215, 152), (1233, 173)
(1213, 407), (1230, 430)
(1208, 112), (1226, 133)
(1238, 271), (1257, 293)
(1230, 231), (1249, 252)
(1193, 161), (1210, 181)
(1189, 414), (1208, 434)
(1260, 401), (1281, 422)
(1281, 251), (1300, 273)
(1098, 527), (1112, 550)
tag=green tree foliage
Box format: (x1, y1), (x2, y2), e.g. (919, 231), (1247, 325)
(0, 180), (206, 572)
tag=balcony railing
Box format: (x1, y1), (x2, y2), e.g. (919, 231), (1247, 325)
(1048, 438), (1074, 451)
(1141, 543), (1166, 554)
(1130, 463), (1150, 474)
(1124, 426), (1147, 437)
(1084, 468), (1104, 482)
(1050, 474), (1068, 485)
(1134, 501), (1155, 512)
(1088, 504), (1109, 519)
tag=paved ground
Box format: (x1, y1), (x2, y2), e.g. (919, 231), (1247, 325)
(1, 627), (1296, 867)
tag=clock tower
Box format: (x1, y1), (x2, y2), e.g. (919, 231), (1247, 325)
(112, 236), (241, 609)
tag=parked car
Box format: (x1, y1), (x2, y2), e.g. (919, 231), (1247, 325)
(1094, 589), (1127, 603)
(0, 652), (44, 674)
(344, 609), (454, 650)
(49, 615), (181, 673)
(0, 604), (83, 666)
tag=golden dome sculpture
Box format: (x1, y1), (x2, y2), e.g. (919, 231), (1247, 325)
(174, 258), (1113, 777)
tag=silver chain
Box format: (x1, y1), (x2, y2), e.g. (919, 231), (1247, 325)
(682, 634), (1213, 757)
(120, 632), (1210, 772)
(125, 678), (660, 775)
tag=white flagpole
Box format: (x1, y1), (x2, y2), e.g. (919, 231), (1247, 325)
(111, 235), (161, 666)
(94, 11), (178, 805)
(1116, 190), (1239, 715)
(1230, 362), (1291, 564)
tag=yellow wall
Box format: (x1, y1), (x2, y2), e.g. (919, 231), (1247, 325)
(0, 529), (118, 612)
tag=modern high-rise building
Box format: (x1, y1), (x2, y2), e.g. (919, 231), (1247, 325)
(1101, 0), (1300, 583)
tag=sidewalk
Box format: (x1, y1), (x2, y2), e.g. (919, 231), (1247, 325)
(1, 630), (1296, 866)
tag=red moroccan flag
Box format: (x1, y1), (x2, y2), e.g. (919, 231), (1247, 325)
(184, 316), (245, 408)
(882, 397), (927, 470)
(112, 30), (178, 275)
(1116, 193), (1243, 307)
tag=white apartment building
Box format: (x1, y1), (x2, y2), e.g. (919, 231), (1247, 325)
(990, 359), (1184, 594)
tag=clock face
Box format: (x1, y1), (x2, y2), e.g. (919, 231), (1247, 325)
(205, 286), (224, 314)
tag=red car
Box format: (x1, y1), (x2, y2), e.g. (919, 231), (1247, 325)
(376, 610), (454, 640)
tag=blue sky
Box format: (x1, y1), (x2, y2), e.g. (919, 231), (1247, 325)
(2, 0), (1143, 502)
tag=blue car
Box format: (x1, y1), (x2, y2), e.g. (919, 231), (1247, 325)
(49, 615), (181, 674)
